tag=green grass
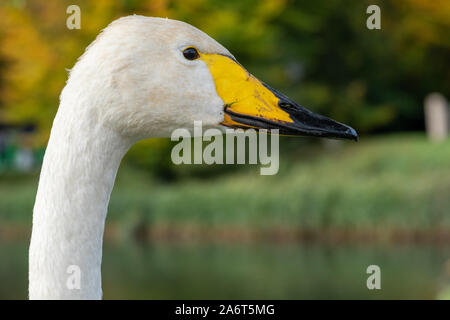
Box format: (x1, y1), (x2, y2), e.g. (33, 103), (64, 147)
(1, 134), (450, 234)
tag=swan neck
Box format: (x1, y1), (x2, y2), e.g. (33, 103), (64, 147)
(29, 104), (130, 299)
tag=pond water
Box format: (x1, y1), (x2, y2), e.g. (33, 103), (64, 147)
(1, 241), (449, 299)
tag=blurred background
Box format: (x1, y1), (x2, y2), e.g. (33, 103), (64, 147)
(1, 0), (450, 299)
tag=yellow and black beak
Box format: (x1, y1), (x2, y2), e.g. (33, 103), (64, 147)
(201, 53), (358, 141)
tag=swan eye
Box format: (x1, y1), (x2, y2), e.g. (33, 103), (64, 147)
(183, 47), (200, 60)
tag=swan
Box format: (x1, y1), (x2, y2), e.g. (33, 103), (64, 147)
(29, 15), (357, 300)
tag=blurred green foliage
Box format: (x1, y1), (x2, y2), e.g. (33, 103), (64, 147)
(2, 134), (450, 234)
(2, 135), (450, 300)
(0, 1), (449, 174)
(1, 2), (449, 300)
(1, 0), (449, 133)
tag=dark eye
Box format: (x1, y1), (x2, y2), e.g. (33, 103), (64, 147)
(183, 47), (200, 60)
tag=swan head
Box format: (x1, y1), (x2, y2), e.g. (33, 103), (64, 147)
(65, 15), (357, 141)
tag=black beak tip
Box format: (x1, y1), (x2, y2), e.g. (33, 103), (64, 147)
(347, 126), (359, 142)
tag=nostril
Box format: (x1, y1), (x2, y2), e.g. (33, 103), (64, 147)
(279, 102), (292, 108)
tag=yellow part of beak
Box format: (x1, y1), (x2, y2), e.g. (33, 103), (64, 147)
(200, 53), (294, 128)
(200, 52), (359, 141)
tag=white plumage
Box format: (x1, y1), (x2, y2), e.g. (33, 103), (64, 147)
(29, 16), (230, 300)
